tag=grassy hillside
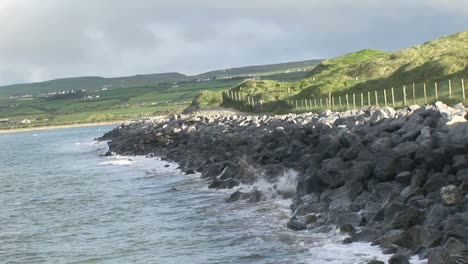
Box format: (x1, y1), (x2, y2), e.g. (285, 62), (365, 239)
(0, 61), (318, 129)
(0, 73), (189, 97)
(194, 60), (321, 79)
(222, 31), (468, 110)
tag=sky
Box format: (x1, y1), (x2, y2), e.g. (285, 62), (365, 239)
(0, 0), (467, 85)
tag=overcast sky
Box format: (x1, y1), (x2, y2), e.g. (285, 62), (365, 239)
(0, 0), (466, 85)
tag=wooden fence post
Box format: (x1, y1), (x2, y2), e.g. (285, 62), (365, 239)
(353, 93), (356, 109)
(314, 98), (317, 108)
(391, 87), (395, 107)
(449, 79), (452, 99)
(384, 89), (388, 107)
(435, 82), (438, 100)
(462, 78), (466, 100)
(326, 98), (329, 109)
(360, 93), (363, 107)
(423, 83), (427, 104)
(328, 92), (332, 109)
(375, 90), (379, 107)
(345, 94), (349, 109)
(403, 86), (407, 106)
(367, 91), (371, 106)
(412, 83), (416, 105)
(320, 98), (323, 108)
(339, 96), (342, 108)
(295, 100), (298, 109)
(332, 96), (335, 110)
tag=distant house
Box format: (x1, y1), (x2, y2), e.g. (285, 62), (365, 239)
(21, 119), (32, 124)
(0, 118), (9, 123)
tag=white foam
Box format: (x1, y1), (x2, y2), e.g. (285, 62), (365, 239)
(275, 169), (299, 195)
(98, 159), (134, 166)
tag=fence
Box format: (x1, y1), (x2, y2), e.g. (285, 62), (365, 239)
(223, 78), (467, 113)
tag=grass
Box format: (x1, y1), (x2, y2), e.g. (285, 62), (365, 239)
(222, 31), (468, 113)
(0, 69), (312, 129)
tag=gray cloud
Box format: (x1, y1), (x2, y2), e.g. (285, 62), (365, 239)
(0, 0), (466, 85)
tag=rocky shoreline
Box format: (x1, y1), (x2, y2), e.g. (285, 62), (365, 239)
(99, 102), (468, 263)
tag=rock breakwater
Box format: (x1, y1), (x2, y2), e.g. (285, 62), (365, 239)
(99, 102), (468, 263)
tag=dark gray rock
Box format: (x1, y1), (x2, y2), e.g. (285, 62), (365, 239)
(388, 254), (410, 264)
(287, 218), (307, 231)
(395, 171), (412, 185)
(374, 150), (400, 182)
(424, 204), (450, 229)
(423, 172), (449, 194)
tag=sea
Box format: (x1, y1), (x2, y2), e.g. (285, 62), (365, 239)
(0, 125), (424, 264)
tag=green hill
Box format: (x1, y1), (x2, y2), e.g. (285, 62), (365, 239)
(0, 73), (190, 97)
(223, 31), (468, 106)
(0, 59), (320, 129)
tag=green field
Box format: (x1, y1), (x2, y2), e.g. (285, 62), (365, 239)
(0, 63), (317, 129)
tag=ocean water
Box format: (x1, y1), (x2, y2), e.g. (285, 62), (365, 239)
(0, 125), (411, 264)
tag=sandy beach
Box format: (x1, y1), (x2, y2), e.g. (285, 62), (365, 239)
(0, 121), (123, 134)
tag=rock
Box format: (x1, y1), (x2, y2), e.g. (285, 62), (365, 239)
(388, 254), (410, 264)
(342, 237), (353, 244)
(395, 171), (412, 185)
(352, 228), (382, 243)
(379, 229), (404, 248)
(400, 225), (442, 252)
(304, 214), (318, 224)
(423, 172), (448, 194)
(340, 224), (356, 234)
(225, 189), (264, 203)
(440, 185), (463, 205)
(428, 237), (468, 264)
(367, 260), (385, 264)
(287, 218), (307, 231)
(424, 204), (450, 229)
(374, 150), (400, 182)
(347, 162), (372, 182)
(452, 155), (468, 171)
(390, 206), (423, 229)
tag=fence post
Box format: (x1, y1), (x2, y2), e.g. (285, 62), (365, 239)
(412, 83), (416, 105)
(384, 89), (387, 107)
(449, 79), (452, 99)
(320, 98), (323, 108)
(435, 82), (438, 100)
(367, 91), (371, 106)
(360, 93), (364, 107)
(328, 92), (332, 109)
(332, 96), (335, 110)
(403, 86), (407, 106)
(462, 78), (466, 100)
(391, 87), (395, 107)
(375, 90), (379, 107)
(353, 93), (356, 109)
(314, 98), (317, 108)
(345, 94), (349, 109)
(309, 100), (312, 110)
(326, 98), (329, 109)
(295, 100), (298, 110)
(339, 96), (342, 108)
(423, 83), (427, 104)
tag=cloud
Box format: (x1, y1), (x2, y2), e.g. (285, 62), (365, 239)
(0, 0), (466, 85)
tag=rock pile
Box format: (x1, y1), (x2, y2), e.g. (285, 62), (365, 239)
(99, 102), (468, 263)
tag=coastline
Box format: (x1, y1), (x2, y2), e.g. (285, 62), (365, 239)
(0, 121), (123, 134)
(99, 102), (468, 263)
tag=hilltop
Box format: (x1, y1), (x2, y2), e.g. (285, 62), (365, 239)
(224, 31), (468, 106)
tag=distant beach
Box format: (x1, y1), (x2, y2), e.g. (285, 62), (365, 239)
(0, 121), (122, 134)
